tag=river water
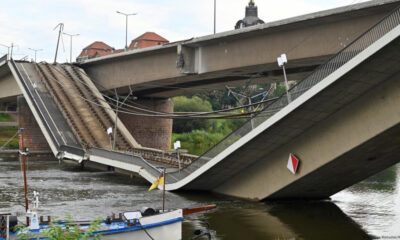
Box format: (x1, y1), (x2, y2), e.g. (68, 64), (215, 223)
(0, 154), (399, 240)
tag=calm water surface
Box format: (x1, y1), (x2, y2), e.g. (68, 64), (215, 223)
(0, 154), (399, 240)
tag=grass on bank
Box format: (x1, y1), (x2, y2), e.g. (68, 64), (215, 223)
(0, 126), (19, 149)
(172, 118), (247, 155)
(0, 113), (14, 122)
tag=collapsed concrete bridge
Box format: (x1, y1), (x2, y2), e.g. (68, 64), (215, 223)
(1, 0), (400, 200)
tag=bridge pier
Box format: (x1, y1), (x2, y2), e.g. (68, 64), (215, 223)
(17, 96), (51, 154)
(119, 98), (173, 150)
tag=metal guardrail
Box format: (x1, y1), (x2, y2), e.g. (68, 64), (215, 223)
(182, 6), (400, 175)
(9, 60), (62, 149)
(89, 147), (162, 176)
(0, 55), (7, 64)
(131, 148), (196, 168)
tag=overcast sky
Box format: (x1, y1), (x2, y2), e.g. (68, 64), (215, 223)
(0, 0), (367, 62)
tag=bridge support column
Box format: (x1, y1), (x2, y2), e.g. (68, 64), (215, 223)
(119, 98), (173, 150)
(17, 96), (51, 153)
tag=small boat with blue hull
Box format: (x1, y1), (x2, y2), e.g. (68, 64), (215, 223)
(1, 205), (216, 240)
(2, 208), (184, 240)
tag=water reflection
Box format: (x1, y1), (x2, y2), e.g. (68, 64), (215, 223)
(333, 164), (400, 239)
(1, 155), (399, 239)
(181, 195), (371, 240)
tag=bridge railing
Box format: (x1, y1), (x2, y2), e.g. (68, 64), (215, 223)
(185, 5), (400, 173)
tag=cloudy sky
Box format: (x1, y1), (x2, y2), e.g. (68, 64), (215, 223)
(0, 0), (367, 62)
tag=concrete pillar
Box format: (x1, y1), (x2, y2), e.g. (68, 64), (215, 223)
(119, 98), (173, 150)
(18, 96), (51, 153)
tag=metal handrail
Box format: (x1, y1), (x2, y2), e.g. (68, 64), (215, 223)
(0, 54), (7, 64)
(9, 60), (62, 148)
(182, 5), (400, 175)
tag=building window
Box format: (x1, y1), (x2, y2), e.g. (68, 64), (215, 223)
(134, 42), (138, 48)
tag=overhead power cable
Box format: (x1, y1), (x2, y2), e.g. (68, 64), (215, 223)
(39, 63), (277, 119)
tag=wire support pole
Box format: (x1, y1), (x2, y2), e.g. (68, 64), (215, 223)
(112, 87), (133, 150)
(53, 23), (64, 64)
(282, 64), (292, 104)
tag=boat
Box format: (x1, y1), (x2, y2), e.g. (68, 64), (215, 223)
(0, 202), (216, 240)
(0, 129), (216, 240)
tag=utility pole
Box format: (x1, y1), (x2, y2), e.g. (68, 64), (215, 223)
(10, 43), (14, 59)
(53, 23), (64, 64)
(277, 53), (291, 103)
(226, 85), (272, 130)
(112, 86), (133, 150)
(63, 33), (79, 63)
(116, 11), (137, 50)
(214, 0), (217, 34)
(28, 48), (43, 62)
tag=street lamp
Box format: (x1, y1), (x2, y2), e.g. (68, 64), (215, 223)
(0, 43), (16, 60)
(28, 48), (43, 62)
(214, 0), (217, 34)
(277, 53), (292, 103)
(63, 32), (79, 63)
(116, 11), (137, 50)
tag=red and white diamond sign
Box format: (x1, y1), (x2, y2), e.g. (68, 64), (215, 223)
(287, 153), (300, 174)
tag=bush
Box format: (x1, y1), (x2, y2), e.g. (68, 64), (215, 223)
(172, 130), (225, 155)
(16, 214), (102, 240)
(0, 113), (13, 122)
(172, 96), (216, 133)
(0, 126), (19, 149)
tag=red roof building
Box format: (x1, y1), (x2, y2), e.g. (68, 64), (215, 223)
(128, 32), (169, 49)
(76, 32), (169, 62)
(77, 41), (115, 61)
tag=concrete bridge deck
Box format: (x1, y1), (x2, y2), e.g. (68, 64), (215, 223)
(78, 0), (400, 98)
(1, 0), (399, 101)
(1, 1), (400, 201)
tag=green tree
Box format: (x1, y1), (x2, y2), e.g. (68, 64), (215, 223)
(172, 96), (216, 133)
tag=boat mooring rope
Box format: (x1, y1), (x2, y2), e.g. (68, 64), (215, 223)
(0, 131), (19, 150)
(137, 219), (155, 240)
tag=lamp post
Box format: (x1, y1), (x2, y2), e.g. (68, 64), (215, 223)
(0, 43), (16, 60)
(116, 11), (137, 50)
(28, 48), (43, 62)
(214, 0), (217, 34)
(63, 33), (79, 63)
(277, 53), (291, 104)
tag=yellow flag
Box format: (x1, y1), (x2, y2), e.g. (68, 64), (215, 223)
(148, 174), (165, 191)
